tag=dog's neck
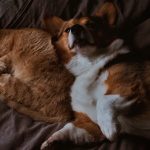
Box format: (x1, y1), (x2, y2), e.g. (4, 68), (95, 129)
(65, 39), (129, 76)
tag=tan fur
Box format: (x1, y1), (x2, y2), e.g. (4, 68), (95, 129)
(103, 60), (150, 117)
(105, 62), (150, 102)
(0, 29), (74, 123)
(73, 112), (103, 140)
(94, 2), (117, 25)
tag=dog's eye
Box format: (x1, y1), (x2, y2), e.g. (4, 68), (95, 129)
(65, 28), (70, 33)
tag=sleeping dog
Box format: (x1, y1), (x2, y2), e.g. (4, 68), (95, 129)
(41, 2), (150, 149)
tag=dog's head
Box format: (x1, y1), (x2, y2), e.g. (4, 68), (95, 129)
(44, 2), (117, 63)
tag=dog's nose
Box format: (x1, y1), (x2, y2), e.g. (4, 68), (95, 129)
(70, 24), (84, 36)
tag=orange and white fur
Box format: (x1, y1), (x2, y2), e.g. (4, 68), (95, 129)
(41, 2), (150, 149)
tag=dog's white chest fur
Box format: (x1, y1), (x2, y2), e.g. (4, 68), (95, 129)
(70, 62), (107, 123)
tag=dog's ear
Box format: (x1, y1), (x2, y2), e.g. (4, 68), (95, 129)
(93, 2), (117, 25)
(43, 16), (65, 37)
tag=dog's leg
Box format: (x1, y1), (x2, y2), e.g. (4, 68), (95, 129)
(97, 95), (121, 141)
(97, 93), (139, 141)
(41, 112), (104, 150)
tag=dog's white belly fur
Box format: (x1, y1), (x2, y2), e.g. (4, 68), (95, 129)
(71, 73), (98, 123)
(71, 64), (123, 140)
(71, 68), (109, 122)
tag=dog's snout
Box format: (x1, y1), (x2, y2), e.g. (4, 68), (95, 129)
(70, 24), (84, 35)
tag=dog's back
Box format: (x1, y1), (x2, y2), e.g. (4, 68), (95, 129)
(103, 54), (150, 137)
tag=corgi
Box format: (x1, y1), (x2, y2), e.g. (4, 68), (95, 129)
(41, 2), (150, 149)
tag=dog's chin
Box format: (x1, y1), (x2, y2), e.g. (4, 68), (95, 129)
(69, 40), (91, 49)
(68, 33), (98, 57)
(70, 43), (98, 58)
(68, 32), (95, 51)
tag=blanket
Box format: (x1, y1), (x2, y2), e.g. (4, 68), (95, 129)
(0, 0), (150, 149)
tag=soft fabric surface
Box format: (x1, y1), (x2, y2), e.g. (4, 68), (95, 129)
(0, 0), (150, 149)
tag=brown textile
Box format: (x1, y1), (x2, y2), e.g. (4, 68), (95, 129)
(0, 0), (150, 149)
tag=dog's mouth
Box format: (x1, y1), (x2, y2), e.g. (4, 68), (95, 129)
(67, 24), (95, 50)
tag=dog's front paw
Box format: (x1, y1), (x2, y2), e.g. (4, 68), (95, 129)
(41, 123), (96, 150)
(99, 119), (120, 141)
(102, 123), (119, 141)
